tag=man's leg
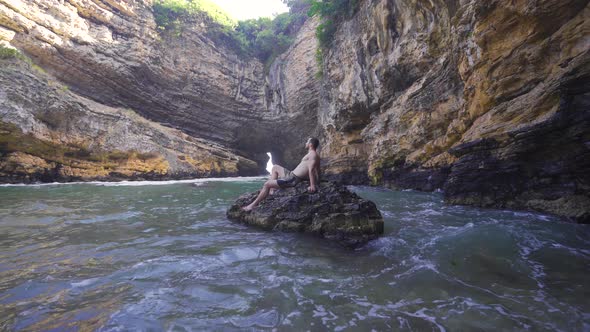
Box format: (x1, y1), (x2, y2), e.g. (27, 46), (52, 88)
(270, 165), (287, 180)
(269, 165), (287, 194)
(242, 180), (281, 211)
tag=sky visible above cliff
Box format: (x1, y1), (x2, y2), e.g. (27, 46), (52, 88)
(209, 0), (288, 20)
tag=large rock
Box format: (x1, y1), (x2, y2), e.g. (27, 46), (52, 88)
(227, 181), (384, 248)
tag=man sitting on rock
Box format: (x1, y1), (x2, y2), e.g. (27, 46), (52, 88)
(242, 137), (321, 211)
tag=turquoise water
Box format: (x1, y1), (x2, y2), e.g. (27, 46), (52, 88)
(0, 178), (588, 331)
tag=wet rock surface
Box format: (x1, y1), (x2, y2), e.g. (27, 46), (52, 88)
(227, 181), (384, 248)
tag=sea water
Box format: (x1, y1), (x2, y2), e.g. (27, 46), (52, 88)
(0, 178), (588, 331)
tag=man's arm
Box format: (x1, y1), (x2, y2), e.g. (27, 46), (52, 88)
(308, 156), (319, 192)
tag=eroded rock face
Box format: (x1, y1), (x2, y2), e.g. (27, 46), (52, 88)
(227, 181), (384, 247)
(0, 56), (259, 183)
(0, 0), (264, 145)
(0, 0), (278, 177)
(0, 0), (320, 175)
(261, 17), (322, 167)
(292, 0), (589, 221)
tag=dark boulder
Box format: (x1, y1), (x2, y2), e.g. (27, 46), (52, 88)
(227, 181), (384, 248)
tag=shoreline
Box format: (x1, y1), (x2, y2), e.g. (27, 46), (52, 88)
(0, 175), (268, 187)
(1, 176), (585, 224)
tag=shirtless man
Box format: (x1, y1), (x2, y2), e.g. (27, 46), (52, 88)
(242, 137), (320, 211)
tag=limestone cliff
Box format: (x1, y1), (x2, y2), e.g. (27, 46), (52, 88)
(0, 0), (588, 221)
(266, 0), (590, 222)
(0, 0), (266, 181)
(266, 0), (589, 222)
(0, 56), (258, 182)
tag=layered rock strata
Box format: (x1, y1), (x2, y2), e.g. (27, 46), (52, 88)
(0, 55), (258, 183)
(0, 0), (263, 144)
(227, 181), (384, 247)
(280, 0), (589, 222)
(0, 0), (274, 179)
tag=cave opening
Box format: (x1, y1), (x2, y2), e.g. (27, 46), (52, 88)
(266, 152), (273, 174)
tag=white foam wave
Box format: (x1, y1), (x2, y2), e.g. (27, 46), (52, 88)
(399, 308), (446, 332)
(77, 211), (141, 224)
(419, 208), (443, 216)
(392, 256), (439, 281)
(0, 176), (267, 187)
(550, 243), (590, 259)
(367, 236), (408, 255)
(415, 222), (475, 250)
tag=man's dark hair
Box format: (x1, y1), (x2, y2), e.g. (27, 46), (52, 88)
(309, 137), (319, 149)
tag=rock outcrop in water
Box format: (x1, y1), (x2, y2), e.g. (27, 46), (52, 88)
(227, 181), (384, 247)
(0, 0), (588, 221)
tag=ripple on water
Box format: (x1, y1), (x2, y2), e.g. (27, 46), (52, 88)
(74, 211), (142, 224)
(230, 309), (280, 328)
(218, 247), (277, 264)
(0, 182), (588, 331)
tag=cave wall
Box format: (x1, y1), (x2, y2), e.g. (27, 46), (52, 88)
(0, 54), (261, 182)
(301, 0), (590, 221)
(0, 0), (265, 145)
(0, 0), (299, 178)
(0, 0), (325, 176)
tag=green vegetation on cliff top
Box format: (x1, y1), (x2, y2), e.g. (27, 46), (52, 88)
(306, 0), (359, 76)
(153, 0), (236, 31)
(152, 0), (358, 66)
(153, 0), (309, 65)
(0, 45), (21, 59)
(307, 0), (358, 48)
